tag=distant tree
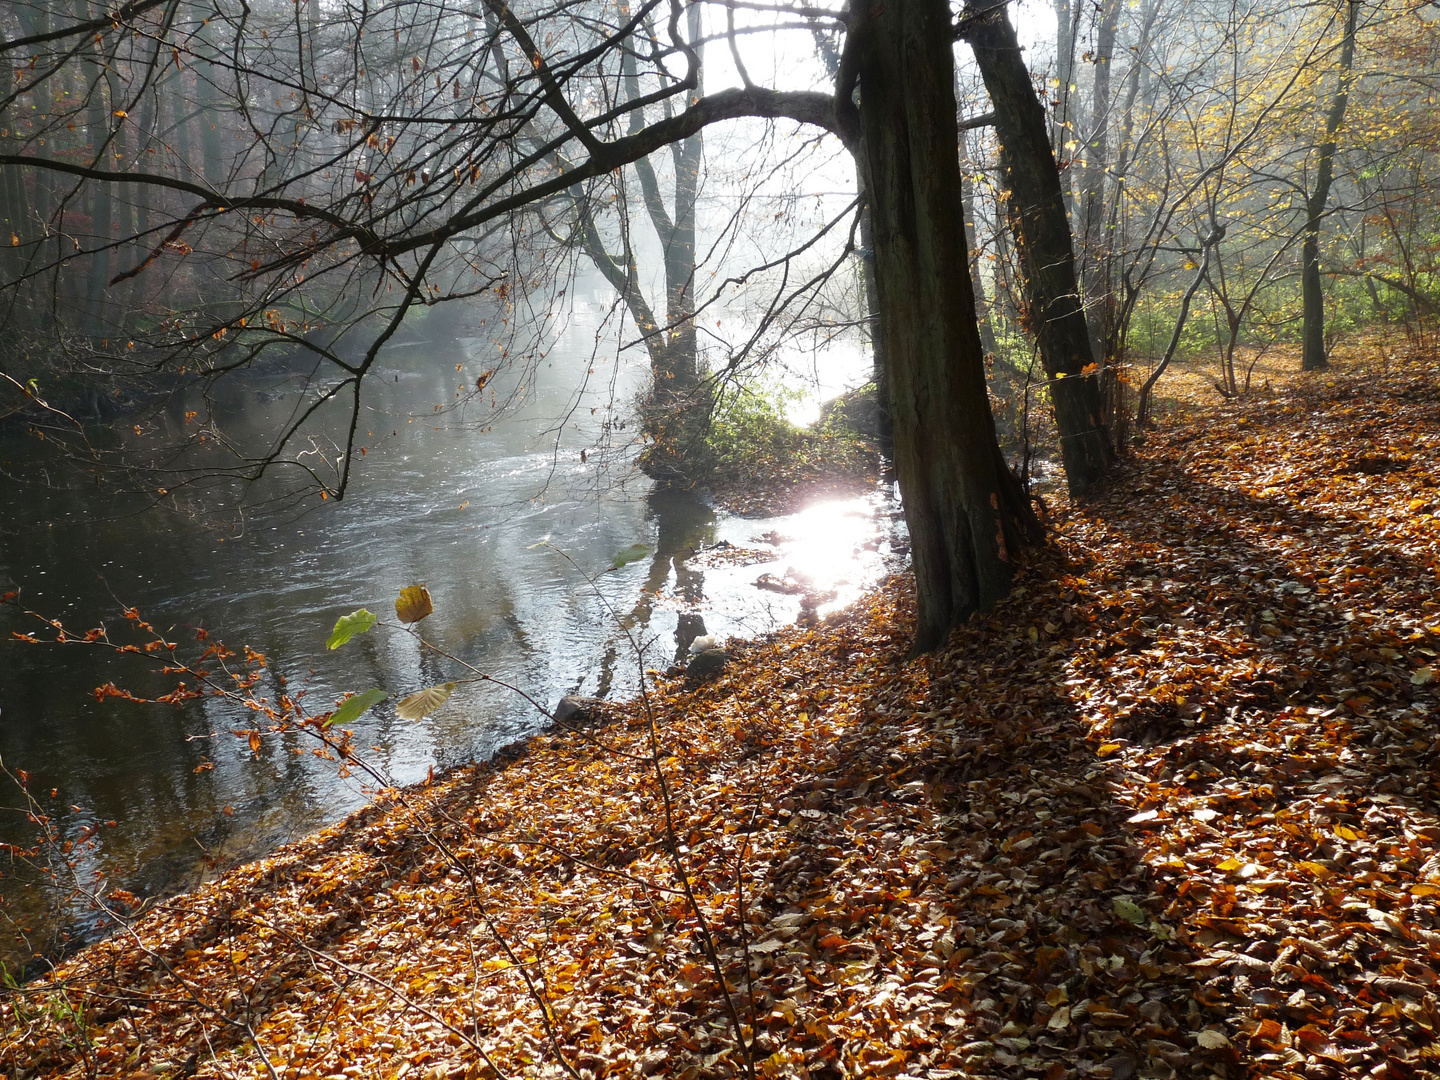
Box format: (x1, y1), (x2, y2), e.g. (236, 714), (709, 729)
(1300, 0), (1360, 371)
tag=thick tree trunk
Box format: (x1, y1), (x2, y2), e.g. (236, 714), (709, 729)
(615, 8), (710, 483)
(1301, 0), (1359, 372)
(962, 0), (1114, 496)
(625, 4), (702, 397)
(855, 0), (1041, 654)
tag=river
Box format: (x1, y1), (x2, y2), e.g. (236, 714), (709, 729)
(0, 294), (899, 973)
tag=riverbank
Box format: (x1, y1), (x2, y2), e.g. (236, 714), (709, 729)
(4, 349), (1439, 1080)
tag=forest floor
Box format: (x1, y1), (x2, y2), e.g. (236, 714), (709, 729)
(4, 346), (1440, 1080)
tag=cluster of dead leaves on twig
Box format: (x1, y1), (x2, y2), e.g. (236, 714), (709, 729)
(3, 351), (1439, 1080)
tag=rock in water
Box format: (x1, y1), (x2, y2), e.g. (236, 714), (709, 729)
(686, 648), (727, 680)
(553, 695), (608, 727)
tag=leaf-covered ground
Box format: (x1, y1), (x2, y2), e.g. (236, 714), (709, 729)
(4, 352), (1439, 1080)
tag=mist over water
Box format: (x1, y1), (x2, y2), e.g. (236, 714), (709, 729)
(0, 293), (896, 970)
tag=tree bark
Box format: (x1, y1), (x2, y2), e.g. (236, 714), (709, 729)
(1301, 0), (1359, 372)
(854, 0), (1041, 654)
(961, 0), (1114, 496)
(662, 0), (704, 393)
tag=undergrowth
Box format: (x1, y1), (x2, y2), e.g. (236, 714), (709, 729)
(697, 380), (882, 516)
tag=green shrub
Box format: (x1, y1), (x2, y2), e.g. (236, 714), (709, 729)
(698, 378), (878, 487)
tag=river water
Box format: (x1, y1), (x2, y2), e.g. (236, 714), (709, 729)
(0, 295), (898, 972)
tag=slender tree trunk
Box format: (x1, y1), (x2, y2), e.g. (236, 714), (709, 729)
(1101, 0), (1156, 366)
(174, 70), (193, 169)
(81, 12), (113, 340)
(0, 33), (26, 296)
(113, 120), (131, 262)
(1301, 0), (1359, 371)
(570, 188), (665, 376)
(1079, 0), (1119, 363)
(1050, 0), (1077, 215)
(962, 0), (1114, 496)
(855, 0), (1041, 654)
(196, 19), (225, 188)
(126, 84), (159, 322)
(959, 130), (1001, 363)
(1136, 229), (1220, 425)
(990, 201), (1021, 331)
(16, 7), (51, 249)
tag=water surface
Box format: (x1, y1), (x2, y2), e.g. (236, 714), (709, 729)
(0, 303), (896, 970)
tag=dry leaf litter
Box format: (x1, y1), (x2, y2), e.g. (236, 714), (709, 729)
(3, 353), (1438, 1080)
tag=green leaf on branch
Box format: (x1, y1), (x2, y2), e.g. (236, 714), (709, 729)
(611, 544), (650, 570)
(327, 609), (377, 649)
(395, 682), (458, 721)
(324, 688), (387, 728)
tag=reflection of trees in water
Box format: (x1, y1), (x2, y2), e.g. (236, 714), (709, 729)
(593, 489), (715, 699)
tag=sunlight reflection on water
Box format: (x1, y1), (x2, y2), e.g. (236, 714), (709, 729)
(623, 488), (904, 665)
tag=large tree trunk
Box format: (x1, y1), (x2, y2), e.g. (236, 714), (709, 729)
(962, 0), (1114, 496)
(855, 0), (1041, 654)
(856, 187), (893, 455)
(1301, 0), (1359, 372)
(617, 7), (710, 482)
